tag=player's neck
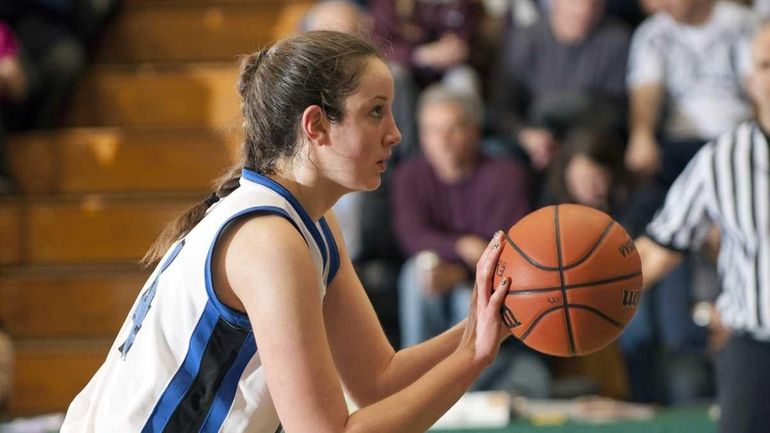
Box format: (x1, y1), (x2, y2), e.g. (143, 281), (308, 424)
(270, 171), (336, 221)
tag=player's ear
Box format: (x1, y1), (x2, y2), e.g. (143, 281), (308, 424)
(301, 105), (331, 146)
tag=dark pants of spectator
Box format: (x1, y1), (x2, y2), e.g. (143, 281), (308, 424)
(715, 334), (770, 433)
(619, 260), (714, 405)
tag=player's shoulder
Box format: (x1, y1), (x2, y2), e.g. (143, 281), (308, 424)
(225, 212), (308, 257)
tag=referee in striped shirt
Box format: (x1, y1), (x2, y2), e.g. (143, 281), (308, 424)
(637, 20), (770, 433)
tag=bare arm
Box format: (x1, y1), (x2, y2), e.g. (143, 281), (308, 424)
(221, 215), (508, 433)
(626, 83), (664, 178)
(636, 236), (684, 290)
(324, 214), (473, 404)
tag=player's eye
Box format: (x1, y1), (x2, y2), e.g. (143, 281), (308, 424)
(370, 105), (384, 118)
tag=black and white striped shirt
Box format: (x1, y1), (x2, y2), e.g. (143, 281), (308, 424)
(648, 120), (770, 339)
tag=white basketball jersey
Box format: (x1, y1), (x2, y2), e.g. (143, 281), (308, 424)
(60, 170), (340, 433)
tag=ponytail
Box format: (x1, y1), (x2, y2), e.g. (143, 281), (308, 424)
(142, 31), (381, 267)
(140, 165), (242, 268)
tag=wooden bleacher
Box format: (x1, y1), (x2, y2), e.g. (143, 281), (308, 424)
(0, 0), (313, 416)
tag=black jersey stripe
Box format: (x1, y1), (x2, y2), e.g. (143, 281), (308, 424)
(162, 315), (251, 433)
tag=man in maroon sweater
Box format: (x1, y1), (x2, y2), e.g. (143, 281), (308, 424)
(392, 83), (532, 348)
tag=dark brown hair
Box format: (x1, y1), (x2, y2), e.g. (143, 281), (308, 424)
(142, 31), (382, 266)
(543, 126), (628, 212)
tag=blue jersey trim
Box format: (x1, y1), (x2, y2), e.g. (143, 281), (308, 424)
(142, 302), (220, 433)
(319, 217), (340, 285)
(241, 169), (329, 271)
(205, 205), (299, 330)
(198, 333), (258, 433)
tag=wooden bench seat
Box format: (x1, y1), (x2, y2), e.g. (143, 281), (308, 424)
(67, 64), (241, 128)
(97, 1), (313, 63)
(0, 195), (197, 266)
(4, 128), (237, 195)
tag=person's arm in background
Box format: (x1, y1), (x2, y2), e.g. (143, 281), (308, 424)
(636, 141), (717, 292)
(626, 83), (664, 178)
(488, 23), (556, 170)
(391, 161), (471, 294)
(624, 20), (665, 179)
(412, 0), (482, 70)
(456, 158), (532, 275)
(634, 236), (683, 290)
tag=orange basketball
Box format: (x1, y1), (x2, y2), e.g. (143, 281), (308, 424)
(493, 204), (642, 357)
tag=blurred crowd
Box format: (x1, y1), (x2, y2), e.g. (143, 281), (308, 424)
(0, 0), (121, 409)
(307, 0), (767, 407)
(1, 0), (767, 412)
(0, 0), (120, 194)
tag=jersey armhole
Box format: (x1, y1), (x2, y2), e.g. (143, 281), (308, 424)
(205, 206), (305, 329)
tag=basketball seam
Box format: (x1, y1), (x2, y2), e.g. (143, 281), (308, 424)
(518, 303), (625, 343)
(554, 206), (577, 356)
(503, 232), (557, 271)
(503, 220), (615, 271)
(562, 220), (616, 270)
(567, 304), (625, 328)
(505, 271), (643, 296)
(519, 304), (564, 341)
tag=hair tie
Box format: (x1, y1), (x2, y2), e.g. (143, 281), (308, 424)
(203, 192), (220, 207)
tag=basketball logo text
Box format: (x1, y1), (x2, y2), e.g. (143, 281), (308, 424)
(547, 296), (561, 304)
(501, 305), (522, 329)
(622, 289), (641, 307)
(618, 238), (636, 258)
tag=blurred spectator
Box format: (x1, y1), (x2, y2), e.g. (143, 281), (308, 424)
(0, 20), (24, 194)
(624, 0), (755, 184)
(620, 3), (755, 405)
(539, 125), (630, 216)
(0, 0), (120, 130)
(301, 0), (371, 36)
(489, 0), (630, 173)
(0, 324), (12, 410)
(392, 84), (550, 397)
(370, 0), (484, 92)
(370, 0), (486, 158)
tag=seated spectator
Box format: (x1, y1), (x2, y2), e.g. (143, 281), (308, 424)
(539, 125), (630, 216)
(392, 84), (550, 396)
(625, 0), (755, 185)
(0, 20), (26, 194)
(0, 0), (120, 130)
(489, 0), (630, 172)
(370, 0), (487, 158)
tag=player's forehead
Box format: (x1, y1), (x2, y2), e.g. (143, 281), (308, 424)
(344, 58), (393, 106)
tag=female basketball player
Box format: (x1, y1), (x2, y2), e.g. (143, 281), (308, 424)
(59, 31), (510, 433)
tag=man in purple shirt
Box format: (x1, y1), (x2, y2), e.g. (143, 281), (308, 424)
(392, 83), (531, 347)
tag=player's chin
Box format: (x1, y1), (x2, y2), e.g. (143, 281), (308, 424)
(360, 174), (382, 191)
